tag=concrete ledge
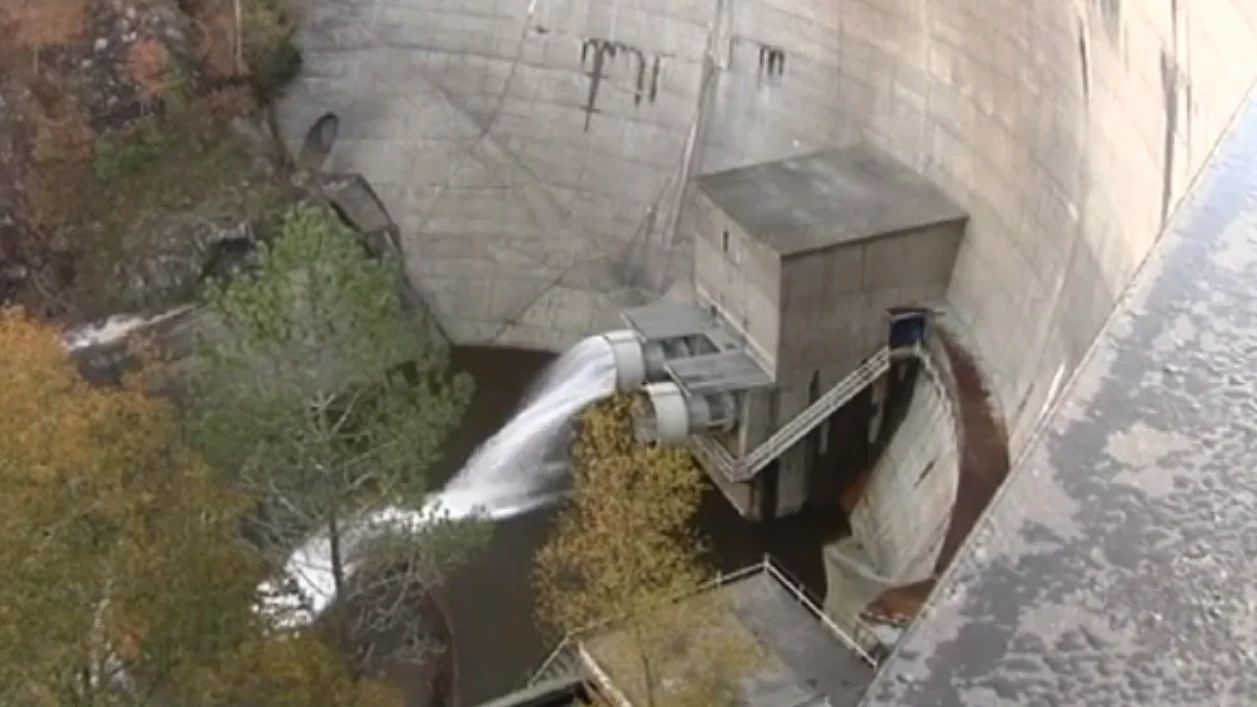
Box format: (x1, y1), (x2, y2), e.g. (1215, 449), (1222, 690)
(470, 676), (586, 707)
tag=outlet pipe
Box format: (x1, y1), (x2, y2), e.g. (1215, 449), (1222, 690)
(601, 330), (699, 392)
(640, 382), (737, 444)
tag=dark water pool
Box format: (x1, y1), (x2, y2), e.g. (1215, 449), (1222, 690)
(431, 346), (843, 705)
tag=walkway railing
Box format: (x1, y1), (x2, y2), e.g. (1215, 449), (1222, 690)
(689, 346), (903, 483)
(528, 636), (575, 687)
(759, 555), (881, 667)
(578, 643), (635, 707)
(527, 555), (883, 692)
(739, 348), (891, 480)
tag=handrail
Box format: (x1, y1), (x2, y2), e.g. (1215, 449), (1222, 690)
(687, 434), (740, 481)
(578, 643), (635, 707)
(528, 561), (766, 685)
(689, 348), (894, 484)
(533, 556), (884, 702)
(759, 556), (880, 667)
(772, 555), (884, 655)
(739, 348), (891, 480)
(527, 636), (574, 686)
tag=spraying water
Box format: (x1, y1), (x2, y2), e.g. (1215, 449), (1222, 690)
(62, 306), (195, 352)
(265, 336), (619, 624)
(442, 336), (618, 505)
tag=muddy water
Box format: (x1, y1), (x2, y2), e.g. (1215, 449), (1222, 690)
(434, 347), (843, 705)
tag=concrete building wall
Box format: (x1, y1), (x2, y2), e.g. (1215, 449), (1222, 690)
(698, 0), (1257, 450)
(277, 0), (1257, 454)
(690, 191), (781, 371)
(778, 225), (960, 396)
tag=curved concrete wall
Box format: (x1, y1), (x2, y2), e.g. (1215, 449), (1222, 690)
(697, 0), (1257, 448)
(822, 369), (956, 634)
(276, 0), (1257, 448)
(850, 373), (957, 581)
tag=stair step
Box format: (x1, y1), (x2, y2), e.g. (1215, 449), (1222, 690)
(688, 348), (893, 484)
(739, 348), (890, 481)
(529, 642), (580, 685)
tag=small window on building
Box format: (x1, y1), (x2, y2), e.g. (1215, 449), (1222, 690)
(721, 230), (730, 253)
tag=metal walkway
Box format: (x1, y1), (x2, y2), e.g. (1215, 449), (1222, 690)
(692, 347), (893, 482)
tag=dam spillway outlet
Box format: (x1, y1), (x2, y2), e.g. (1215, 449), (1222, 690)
(636, 382), (738, 444)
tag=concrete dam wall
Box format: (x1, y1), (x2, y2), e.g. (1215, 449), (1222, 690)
(276, 0), (1257, 455)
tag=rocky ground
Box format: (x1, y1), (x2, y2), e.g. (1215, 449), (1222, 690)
(0, 0), (304, 323)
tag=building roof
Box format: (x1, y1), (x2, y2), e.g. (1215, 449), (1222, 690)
(694, 145), (966, 256)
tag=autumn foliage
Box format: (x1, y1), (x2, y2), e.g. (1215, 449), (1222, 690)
(126, 39), (173, 98)
(1, 0), (90, 53)
(0, 308), (396, 706)
(534, 396), (760, 707)
(534, 395), (710, 635)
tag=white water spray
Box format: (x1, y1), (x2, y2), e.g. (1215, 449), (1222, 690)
(61, 306), (195, 352)
(443, 336), (618, 507)
(266, 336), (619, 625)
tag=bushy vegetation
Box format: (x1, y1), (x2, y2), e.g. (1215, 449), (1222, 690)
(1, 0), (305, 320)
(0, 208), (480, 705)
(0, 308), (398, 706)
(534, 396), (761, 707)
(186, 205), (484, 671)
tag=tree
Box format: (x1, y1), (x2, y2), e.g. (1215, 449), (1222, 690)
(0, 307), (395, 707)
(186, 204), (483, 671)
(533, 396), (761, 707)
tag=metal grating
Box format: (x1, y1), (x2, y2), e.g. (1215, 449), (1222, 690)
(665, 351), (773, 394)
(621, 301), (716, 340)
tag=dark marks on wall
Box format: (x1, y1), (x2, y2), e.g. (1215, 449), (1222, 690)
(578, 38), (664, 131)
(1160, 49), (1180, 226)
(1092, 0), (1122, 48)
(1076, 19), (1090, 102)
(758, 43), (786, 81)
(729, 37), (787, 85)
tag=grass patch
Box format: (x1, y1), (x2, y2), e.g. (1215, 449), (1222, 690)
(93, 124), (176, 182)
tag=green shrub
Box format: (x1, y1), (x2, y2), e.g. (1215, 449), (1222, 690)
(93, 125), (175, 182)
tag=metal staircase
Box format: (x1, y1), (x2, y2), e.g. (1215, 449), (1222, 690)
(707, 347), (891, 482)
(688, 433), (740, 482)
(528, 638), (581, 686)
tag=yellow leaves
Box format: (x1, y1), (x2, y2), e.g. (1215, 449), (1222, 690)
(0, 307), (411, 704)
(534, 395), (764, 707)
(534, 394), (710, 636)
(185, 632), (400, 707)
(0, 308), (174, 487)
(0, 308), (251, 701)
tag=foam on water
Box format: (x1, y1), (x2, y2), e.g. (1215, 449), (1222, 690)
(265, 336), (618, 625)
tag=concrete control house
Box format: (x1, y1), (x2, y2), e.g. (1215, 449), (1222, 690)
(604, 144), (964, 522)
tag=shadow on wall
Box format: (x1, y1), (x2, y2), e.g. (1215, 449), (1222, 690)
(861, 328), (1011, 626)
(932, 329), (1010, 573)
